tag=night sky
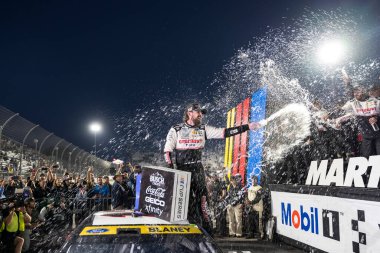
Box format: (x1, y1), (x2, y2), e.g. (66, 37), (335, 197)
(1, 0), (380, 156)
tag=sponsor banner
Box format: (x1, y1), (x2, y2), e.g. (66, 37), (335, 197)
(134, 173), (142, 210)
(306, 156), (380, 189)
(138, 166), (191, 222)
(80, 225), (202, 236)
(247, 86), (267, 184)
(271, 190), (380, 253)
(238, 97), (250, 184)
(224, 109), (233, 169)
(223, 87), (267, 183)
(172, 173), (190, 221)
(232, 102), (242, 175)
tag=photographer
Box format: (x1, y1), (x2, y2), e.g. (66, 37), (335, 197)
(23, 197), (38, 252)
(3, 200), (31, 253)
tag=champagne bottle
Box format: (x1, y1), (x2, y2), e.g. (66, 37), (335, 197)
(371, 123), (379, 131)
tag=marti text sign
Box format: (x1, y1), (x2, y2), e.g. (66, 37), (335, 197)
(306, 155), (380, 188)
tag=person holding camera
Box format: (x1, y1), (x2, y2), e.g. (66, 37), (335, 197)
(3, 201), (31, 253)
(22, 197), (37, 252)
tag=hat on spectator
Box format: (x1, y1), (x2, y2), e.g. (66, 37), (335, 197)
(113, 173), (123, 180)
(234, 173), (242, 181)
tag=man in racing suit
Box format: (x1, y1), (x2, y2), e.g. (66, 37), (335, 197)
(164, 103), (259, 231)
(337, 86), (380, 157)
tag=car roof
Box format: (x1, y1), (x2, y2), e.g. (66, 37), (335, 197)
(91, 210), (190, 226)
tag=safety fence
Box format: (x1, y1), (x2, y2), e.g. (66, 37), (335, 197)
(0, 105), (111, 175)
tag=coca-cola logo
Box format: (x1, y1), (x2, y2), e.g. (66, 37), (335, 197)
(150, 172), (165, 187)
(146, 185), (166, 198)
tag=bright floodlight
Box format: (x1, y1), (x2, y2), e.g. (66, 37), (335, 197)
(89, 122), (102, 133)
(317, 39), (345, 65)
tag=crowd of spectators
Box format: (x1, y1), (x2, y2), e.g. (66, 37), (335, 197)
(205, 171), (266, 240)
(0, 162), (141, 253)
(1, 138), (46, 177)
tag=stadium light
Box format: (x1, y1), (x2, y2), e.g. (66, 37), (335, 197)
(317, 39), (345, 65)
(89, 122), (102, 157)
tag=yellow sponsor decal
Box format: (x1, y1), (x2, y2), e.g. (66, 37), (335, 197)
(80, 225), (202, 236)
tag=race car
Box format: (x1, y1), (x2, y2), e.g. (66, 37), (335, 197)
(59, 209), (223, 253)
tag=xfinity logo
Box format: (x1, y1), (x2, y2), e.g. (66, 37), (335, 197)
(150, 172), (165, 187)
(305, 156), (380, 188)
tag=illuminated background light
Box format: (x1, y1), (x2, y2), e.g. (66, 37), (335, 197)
(317, 39), (346, 65)
(89, 122), (102, 133)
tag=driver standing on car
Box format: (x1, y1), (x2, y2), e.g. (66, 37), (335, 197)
(164, 103), (259, 232)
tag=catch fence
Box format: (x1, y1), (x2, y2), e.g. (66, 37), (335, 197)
(0, 105), (111, 175)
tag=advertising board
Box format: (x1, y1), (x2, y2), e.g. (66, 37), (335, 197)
(136, 166), (191, 222)
(271, 188), (380, 253)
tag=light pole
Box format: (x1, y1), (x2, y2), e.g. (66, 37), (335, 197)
(33, 138), (38, 166)
(89, 122), (102, 158)
(68, 152), (72, 171)
(54, 147), (59, 164)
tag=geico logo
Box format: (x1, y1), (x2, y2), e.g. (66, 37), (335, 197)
(145, 196), (165, 207)
(281, 202), (319, 234)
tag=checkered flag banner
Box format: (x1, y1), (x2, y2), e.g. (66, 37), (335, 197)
(352, 210), (366, 253)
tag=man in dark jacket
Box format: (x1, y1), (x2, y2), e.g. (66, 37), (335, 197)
(33, 177), (49, 201)
(112, 173), (126, 210)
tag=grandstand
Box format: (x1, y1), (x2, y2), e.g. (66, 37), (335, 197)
(0, 105), (111, 178)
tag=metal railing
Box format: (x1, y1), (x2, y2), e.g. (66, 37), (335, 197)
(0, 105), (111, 175)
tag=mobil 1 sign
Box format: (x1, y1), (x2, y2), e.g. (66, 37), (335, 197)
(138, 166), (191, 222)
(271, 191), (380, 253)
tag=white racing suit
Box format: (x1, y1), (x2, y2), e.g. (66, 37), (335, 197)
(340, 97), (380, 156)
(164, 122), (250, 232)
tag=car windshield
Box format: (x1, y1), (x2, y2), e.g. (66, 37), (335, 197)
(64, 234), (221, 253)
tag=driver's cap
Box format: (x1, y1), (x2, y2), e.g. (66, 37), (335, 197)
(186, 103), (207, 114)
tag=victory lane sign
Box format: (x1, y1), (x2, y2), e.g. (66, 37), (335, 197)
(136, 166), (191, 222)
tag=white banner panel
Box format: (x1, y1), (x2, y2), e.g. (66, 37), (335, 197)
(271, 191), (380, 253)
